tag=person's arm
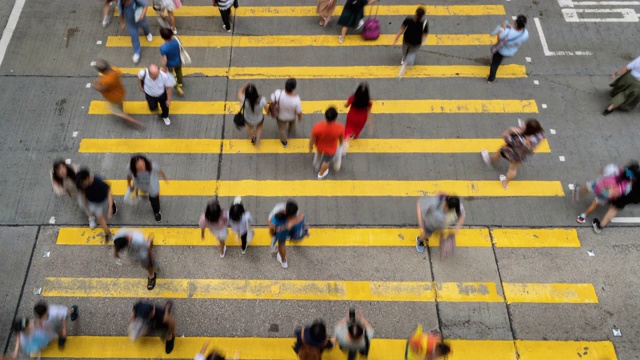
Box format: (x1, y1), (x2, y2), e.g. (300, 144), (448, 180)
(119, 4), (125, 29)
(612, 65), (629, 79)
(138, 73), (145, 93)
(309, 135), (316, 153)
(416, 199), (424, 230)
(107, 190), (114, 219)
(159, 168), (169, 182)
(61, 317), (67, 338)
(297, 100), (303, 122)
(161, 55), (168, 69)
(453, 213), (465, 235)
(165, 87), (172, 108)
(287, 212), (305, 229)
(392, 25), (407, 46)
(12, 334), (20, 358)
(338, 133), (345, 146)
(127, 174), (134, 189)
(147, 235), (155, 261)
(237, 83), (248, 101)
(92, 80), (106, 92)
(201, 227), (206, 239)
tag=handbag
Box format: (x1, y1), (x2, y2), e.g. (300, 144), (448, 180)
(175, 37), (192, 65)
(124, 186), (140, 205)
(491, 28), (525, 54)
(268, 90), (282, 119)
(173, 0), (182, 8)
(362, 5), (380, 40)
(234, 98), (246, 128)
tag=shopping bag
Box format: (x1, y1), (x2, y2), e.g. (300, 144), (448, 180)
(124, 186), (140, 205)
(439, 233), (456, 258)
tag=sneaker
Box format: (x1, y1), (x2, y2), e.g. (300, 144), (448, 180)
(481, 149), (493, 169)
(577, 214), (586, 224)
(172, 27), (177, 35)
(223, 24), (231, 32)
(146, 33), (153, 42)
(397, 64), (406, 79)
(112, 201), (118, 216)
(592, 218), (603, 234)
(175, 85), (184, 96)
(70, 305), (79, 321)
(416, 236), (425, 254)
(163, 117), (171, 126)
(317, 168), (329, 180)
(338, 35), (344, 44)
(220, 245), (227, 258)
(281, 139), (288, 148)
(277, 252), (288, 269)
(401, 58), (405, 65)
(499, 174), (508, 190)
(154, 212), (162, 222)
(132, 53), (141, 64)
(603, 108), (613, 116)
(89, 216), (97, 230)
(241, 246), (247, 255)
(165, 336), (175, 354)
(571, 184), (581, 203)
(102, 16), (110, 28)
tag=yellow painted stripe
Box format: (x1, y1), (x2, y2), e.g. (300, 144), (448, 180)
(117, 64), (528, 79)
(102, 180), (565, 197)
(56, 227), (492, 247)
(79, 138), (551, 154)
(88, 99), (539, 115)
(503, 283), (598, 304)
(39, 337), (617, 360)
(492, 228), (581, 248)
(43, 278), (504, 302)
(106, 34), (496, 47)
(116, 5), (506, 17)
(515, 340), (617, 360)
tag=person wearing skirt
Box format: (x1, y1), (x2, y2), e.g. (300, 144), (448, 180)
(337, 0), (377, 44)
(317, 0), (336, 26)
(604, 55), (640, 115)
(343, 82), (372, 155)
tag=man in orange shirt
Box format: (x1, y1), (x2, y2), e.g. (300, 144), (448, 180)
(92, 60), (142, 127)
(309, 107), (345, 180)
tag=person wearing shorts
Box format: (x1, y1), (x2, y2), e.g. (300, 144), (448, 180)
(268, 200), (308, 269)
(33, 302), (78, 349)
(131, 301), (175, 354)
(92, 60), (141, 127)
(113, 228), (157, 290)
(309, 107), (345, 180)
(415, 195), (465, 254)
(76, 169), (117, 241)
(200, 200), (229, 258)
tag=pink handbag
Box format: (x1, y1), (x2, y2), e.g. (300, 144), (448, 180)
(173, 0), (182, 8)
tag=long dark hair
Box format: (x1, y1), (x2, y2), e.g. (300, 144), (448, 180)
(522, 119), (543, 136)
(515, 15), (527, 30)
(52, 159), (76, 186)
(205, 201), (223, 222)
(130, 155), (152, 177)
(352, 82), (370, 109)
(245, 84), (259, 112)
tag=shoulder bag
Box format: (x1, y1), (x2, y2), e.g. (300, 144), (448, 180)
(175, 37), (192, 65)
(491, 28), (525, 54)
(268, 90), (282, 119)
(234, 97), (246, 128)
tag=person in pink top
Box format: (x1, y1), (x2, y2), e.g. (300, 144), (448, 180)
(199, 200), (229, 258)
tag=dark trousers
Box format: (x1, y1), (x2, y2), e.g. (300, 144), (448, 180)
(240, 233), (247, 250)
(145, 91), (169, 118)
(220, 8), (231, 30)
(149, 195), (160, 215)
(487, 51), (505, 82)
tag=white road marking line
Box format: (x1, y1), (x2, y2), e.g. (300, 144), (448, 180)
(86, 83), (91, 88)
(560, 0), (640, 5)
(90, 61), (97, 66)
(563, 8), (639, 22)
(542, 104), (548, 108)
(611, 217), (640, 223)
(512, 16), (517, 20)
(0, 0), (26, 67)
(72, 131), (78, 137)
(48, 217), (56, 224)
(534, 80), (539, 85)
(550, 129), (556, 134)
(559, 156), (565, 161)
(97, 40), (103, 45)
(534, 17), (593, 56)
(525, 57), (532, 62)
(568, 184), (575, 190)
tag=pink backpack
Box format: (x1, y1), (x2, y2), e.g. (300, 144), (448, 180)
(593, 174), (631, 201)
(362, 6), (380, 40)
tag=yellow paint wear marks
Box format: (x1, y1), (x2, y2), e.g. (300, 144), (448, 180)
(79, 138), (550, 154)
(42, 337), (614, 360)
(88, 99), (539, 115)
(515, 340), (617, 360)
(115, 5), (506, 17)
(106, 34), (496, 47)
(42, 278), (508, 302)
(57, 227), (492, 247)
(503, 283), (598, 304)
(117, 64), (528, 79)
(103, 180), (564, 197)
(492, 228), (581, 248)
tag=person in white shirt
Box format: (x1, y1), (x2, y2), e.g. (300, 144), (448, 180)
(193, 341), (237, 360)
(33, 302), (79, 349)
(269, 78), (303, 148)
(138, 64), (176, 125)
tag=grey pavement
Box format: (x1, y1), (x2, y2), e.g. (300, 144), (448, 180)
(1, 0), (640, 358)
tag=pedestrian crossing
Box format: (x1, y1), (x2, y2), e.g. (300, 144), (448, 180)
(33, 2), (618, 359)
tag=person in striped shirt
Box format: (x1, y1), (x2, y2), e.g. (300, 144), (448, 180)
(213, 0), (238, 32)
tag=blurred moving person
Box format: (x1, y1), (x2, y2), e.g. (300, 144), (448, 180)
(487, 15), (529, 84)
(293, 320), (334, 359)
(118, 0), (153, 64)
(33, 302), (78, 349)
(604, 55), (640, 115)
(200, 200), (229, 258)
(342, 83), (373, 155)
(335, 309), (374, 360)
(92, 60), (142, 127)
(76, 168), (117, 241)
(194, 342), (239, 360)
(392, 7), (429, 78)
(415, 194), (465, 254)
(114, 229), (158, 290)
(12, 318), (56, 358)
(337, 0), (378, 44)
(213, 0), (239, 32)
(127, 155), (169, 222)
(309, 107), (345, 180)
(317, 0), (336, 26)
(268, 199), (308, 269)
(405, 325), (451, 360)
(51, 159), (94, 228)
(130, 301), (176, 354)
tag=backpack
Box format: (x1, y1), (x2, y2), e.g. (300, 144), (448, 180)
(362, 5), (380, 40)
(268, 90), (282, 119)
(593, 174), (631, 201)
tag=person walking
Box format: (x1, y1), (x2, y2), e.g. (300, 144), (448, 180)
(392, 7), (428, 78)
(293, 320), (334, 359)
(33, 302), (79, 349)
(102, 0), (113, 27)
(154, 0), (178, 34)
(76, 168), (117, 241)
(200, 200), (229, 258)
(127, 155), (169, 222)
(487, 15), (529, 83)
(603, 55), (640, 115)
(343, 83), (372, 155)
(269, 78), (303, 148)
(114, 229), (158, 290)
(213, 0), (238, 32)
(268, 199), (308, 269)
(405, 325), (451, 360)
(335, 309), (373, 360)
(415, 194), (465, 254)
(51, 160), (94, 228)
(481, 119), (545, 189)
(309, 107), (345, 180)
(593, 179), (640, 233)
(160, 28), (184, 96)
(92, 60), (142, 127)
(11, 318), (56, 358)
(237, 83), (268, 145)
(118, 0), (153, 64)
(337, 0), (378, 44)
(130, 301), (176, 354)
(138, 64), (176, 126)
(228, 197), (253, 254)
(194, 342), (235, 360)
(317, 0), (336, 26)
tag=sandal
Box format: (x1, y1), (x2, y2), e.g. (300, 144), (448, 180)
(499, 175), (508, 190)
(147, 273), (157, 290)
(338, 35), (344, 44)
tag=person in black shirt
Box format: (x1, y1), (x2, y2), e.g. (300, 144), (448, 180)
(76, 169), (117, 241)
(130, 301), (176, 354)
(593, 179), (640, 233)
(392, 7), (428, 78)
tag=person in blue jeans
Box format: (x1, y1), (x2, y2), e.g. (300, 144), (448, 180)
(268, 199), (308, 269)
(118, 0), (153, 64)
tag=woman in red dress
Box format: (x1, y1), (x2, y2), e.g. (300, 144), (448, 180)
(343, 82), (373, 154)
